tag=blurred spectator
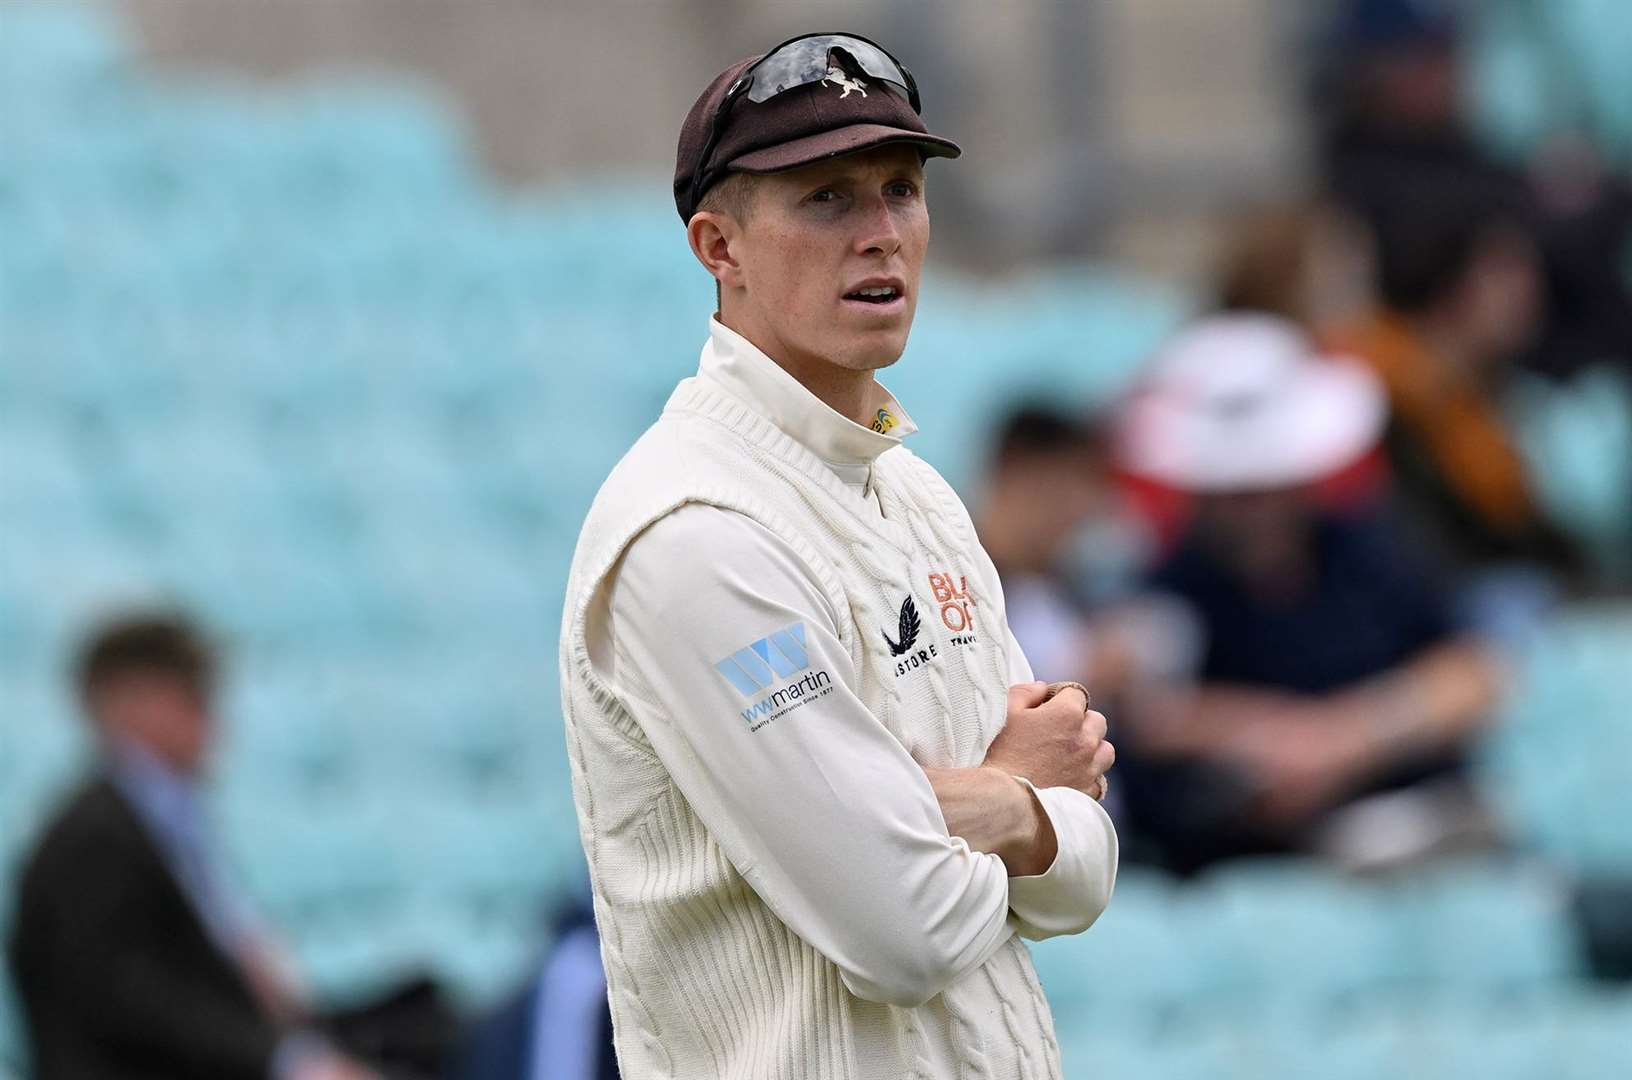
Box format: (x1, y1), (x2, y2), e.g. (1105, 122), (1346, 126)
(6, 612), (378, 1080)
(1315, 0), (1632, 380)
(1214, 200), (1375, 334)
(974, 404), (1199, 835)
(1112, 315), (1506, 877)
(974, 404), (1195, 700)
(1329, 180), (1586, 629)
(980, 405), (1122, 683)
(453, 888), (617, 1080)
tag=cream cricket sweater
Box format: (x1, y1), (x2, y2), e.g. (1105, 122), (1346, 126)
(560, 317), (1118, 1079)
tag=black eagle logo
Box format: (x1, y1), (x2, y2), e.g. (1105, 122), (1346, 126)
(882, 595), (921, 657)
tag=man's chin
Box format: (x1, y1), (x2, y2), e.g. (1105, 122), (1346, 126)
(830, 328), (910, 372)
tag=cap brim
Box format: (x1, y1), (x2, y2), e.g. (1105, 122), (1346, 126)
(728, 123), (962, 174)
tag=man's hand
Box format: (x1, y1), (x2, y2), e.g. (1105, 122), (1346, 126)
(1216, 706), (1383, 830)
(923, 682), (1115, 878)
(924, 765), (1058, 877)
(982, 681), (1115, 799)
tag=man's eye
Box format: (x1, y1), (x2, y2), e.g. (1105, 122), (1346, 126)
(887, 181), (919, 198)
(809, 189), (838, 203)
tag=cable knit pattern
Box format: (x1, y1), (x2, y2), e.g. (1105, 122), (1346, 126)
(561, 377), (1066, 1079)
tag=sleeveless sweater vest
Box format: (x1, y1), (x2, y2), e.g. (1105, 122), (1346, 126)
(560, 376), (1064, 1079)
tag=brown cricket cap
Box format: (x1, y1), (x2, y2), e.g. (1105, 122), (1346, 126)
(674, 43), (962, 223)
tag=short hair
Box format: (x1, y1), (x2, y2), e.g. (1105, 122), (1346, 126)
(696, 171), (759, 308)
(989, 403), (1107, 472)
(1216, 205), (1317, 319)
(74, 611), (217, 710)
(696, 170), (758, 224)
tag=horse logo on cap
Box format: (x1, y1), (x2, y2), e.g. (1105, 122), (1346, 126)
(821, 67), (868, 98)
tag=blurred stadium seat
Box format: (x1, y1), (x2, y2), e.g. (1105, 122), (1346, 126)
(1467, 0), (1632, 167)
(2, 2), (1629, 1075)
(1510, 369), (1632, 581)
(1477, 605), (1632, 874)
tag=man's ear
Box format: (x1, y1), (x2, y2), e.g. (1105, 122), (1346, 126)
(688, 210), (746, 292)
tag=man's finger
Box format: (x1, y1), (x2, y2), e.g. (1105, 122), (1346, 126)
(1091, 739), (1115, 777)
(1079, 709), (1108, 743)
(1006, 681), (1052, 712)
(1043, 680), (1092, 712)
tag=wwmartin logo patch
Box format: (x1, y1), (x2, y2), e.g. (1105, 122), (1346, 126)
(714, 622), (834, 732)
(714, 623), (811, 694)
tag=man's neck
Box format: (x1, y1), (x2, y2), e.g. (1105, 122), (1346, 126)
(717, 311), (877, 428)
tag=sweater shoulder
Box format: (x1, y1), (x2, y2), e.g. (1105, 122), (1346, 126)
(877, 446), (977, 532)
(578, 410), (744, 535)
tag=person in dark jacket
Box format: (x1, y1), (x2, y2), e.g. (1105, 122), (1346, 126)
(7, 612), (375, 1080)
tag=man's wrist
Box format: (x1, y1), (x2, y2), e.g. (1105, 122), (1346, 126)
(987, 768), (1057, 877)
(1340, 673), (1426, 766)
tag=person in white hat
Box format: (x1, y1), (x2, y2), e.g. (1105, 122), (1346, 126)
(1113, 313), (1504, 874)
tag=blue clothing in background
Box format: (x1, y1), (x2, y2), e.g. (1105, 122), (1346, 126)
(1122, 511), (1474, 875)
(106, 739), (260, 959)
(1149, 513), (1461, 694)
(454, 895), (617, 1080)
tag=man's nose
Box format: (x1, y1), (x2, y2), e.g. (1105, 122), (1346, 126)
(854, 196), (902, 258)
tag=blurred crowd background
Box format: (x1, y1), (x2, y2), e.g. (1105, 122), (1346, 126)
(2, 0), (1630, 1077)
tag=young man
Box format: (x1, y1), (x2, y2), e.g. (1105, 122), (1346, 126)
(8, 613), (376, 1080)
(560, 33), (1118, 1078)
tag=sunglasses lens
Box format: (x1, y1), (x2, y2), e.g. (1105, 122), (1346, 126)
(745, 35), (912, 104)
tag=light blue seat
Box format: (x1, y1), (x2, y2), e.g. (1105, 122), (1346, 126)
(1393, 855), (1585, 990)
(1509, 369), (1632, 580)
(214, 671), (364, 801)
(0, 1), (129, 97)
(1479, 606), (1632, 873)
(223, 799), (401, 928)
(1185, 858), (1404, 1000)
(1426, 1011), (1562, 1080)
(1467, 0), (1632, 168)
(1030, 867), (1201, 1022)
(1549, 987), (1632, 1080)
(0, 418), (96, 521)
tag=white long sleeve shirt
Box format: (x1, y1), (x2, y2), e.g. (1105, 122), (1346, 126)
(562, 316), (1117, 1078)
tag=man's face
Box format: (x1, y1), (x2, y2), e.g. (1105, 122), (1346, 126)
(1197, 487), (1314, 575)
(723, 145), (929, 376)
(1000, 450), (1109, 564)
(91, 673), (213, 775)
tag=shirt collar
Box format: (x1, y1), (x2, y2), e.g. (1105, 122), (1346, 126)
(697, 315), (918, 468)
(107, 735), (201, 842)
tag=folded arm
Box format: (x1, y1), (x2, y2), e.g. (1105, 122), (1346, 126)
(918, 538), (1120, 940)
(604, 504), (1022, 1007)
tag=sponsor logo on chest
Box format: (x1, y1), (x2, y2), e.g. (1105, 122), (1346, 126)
(928, 570), (978, 645)
(884, 569), (980, 679)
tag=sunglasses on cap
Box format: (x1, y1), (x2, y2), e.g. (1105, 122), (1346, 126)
(689, 32), (923, 211)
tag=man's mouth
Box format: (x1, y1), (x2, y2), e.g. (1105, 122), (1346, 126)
(842, 284), (904, 305)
